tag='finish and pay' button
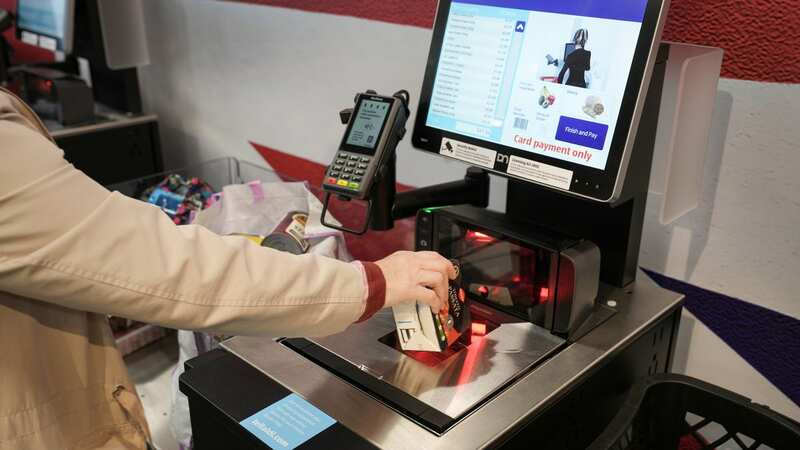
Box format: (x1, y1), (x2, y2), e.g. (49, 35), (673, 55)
(555, 116), (609, 150)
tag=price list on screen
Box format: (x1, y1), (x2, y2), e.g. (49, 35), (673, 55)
(429, 10), (516, 136)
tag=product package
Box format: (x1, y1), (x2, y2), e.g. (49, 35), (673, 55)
(139, 174), (215, 225)
(261, 210), (310, 254)
(392, 260), (471, 352)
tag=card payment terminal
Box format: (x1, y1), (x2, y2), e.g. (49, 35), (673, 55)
(321, 90), (411, 234)
(322, 91), (409, 199)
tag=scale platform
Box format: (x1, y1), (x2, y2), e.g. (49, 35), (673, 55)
(221, 271), (684, 449)
(282, 303), (565, 432)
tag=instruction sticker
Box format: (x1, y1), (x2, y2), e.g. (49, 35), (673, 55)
(240, 394), (336, 449)
(507, 155), (573, 190)
(440, 137), (497, 169)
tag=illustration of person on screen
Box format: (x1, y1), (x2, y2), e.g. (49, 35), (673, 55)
(558, 29), (591, 88)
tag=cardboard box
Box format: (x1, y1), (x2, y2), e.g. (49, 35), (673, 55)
(393, 261), (470, 352)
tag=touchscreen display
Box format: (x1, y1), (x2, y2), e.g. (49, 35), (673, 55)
(426, 0), (649, 171)
(346, 99), (391, 151)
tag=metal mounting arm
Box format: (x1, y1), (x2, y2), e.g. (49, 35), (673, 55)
(321, 89), (491, 235)
(321, 156), (490, 234)
(364, 154), (490, 232)
(393, 167), (490, 220)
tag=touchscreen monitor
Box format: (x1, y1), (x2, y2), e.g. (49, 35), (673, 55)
(16, 0), (75, 53)
(412, 0), (669, 202)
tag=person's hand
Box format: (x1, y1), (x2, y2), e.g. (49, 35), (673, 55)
(375, 251), (457, 311)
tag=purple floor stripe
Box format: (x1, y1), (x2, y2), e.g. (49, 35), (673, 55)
(643, 269), (800, 408)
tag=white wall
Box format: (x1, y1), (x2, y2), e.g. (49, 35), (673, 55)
(139, 0), (800, 420)
(641, 79), (800, 419)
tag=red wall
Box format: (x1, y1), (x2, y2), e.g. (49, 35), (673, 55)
(662, 0), (799, 83)
(226, 0), (437, 28)
(228, 0), (800, 84)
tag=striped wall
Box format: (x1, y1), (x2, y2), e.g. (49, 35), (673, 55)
(226, 0), (800, 83)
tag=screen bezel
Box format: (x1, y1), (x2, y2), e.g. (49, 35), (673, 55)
(340, 95), (395, 156)
(411, 0), (669, 202)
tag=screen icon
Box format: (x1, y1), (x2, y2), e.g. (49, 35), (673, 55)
(515, 21), (526, 33)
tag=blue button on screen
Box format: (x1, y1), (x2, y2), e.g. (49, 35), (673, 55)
(555, 116), (609, 150)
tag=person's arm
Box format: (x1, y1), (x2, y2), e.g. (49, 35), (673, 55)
(585, 51), (591, 71)
(0, 92), (451, 338)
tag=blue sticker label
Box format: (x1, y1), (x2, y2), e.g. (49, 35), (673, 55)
(240, 394), (336, 450)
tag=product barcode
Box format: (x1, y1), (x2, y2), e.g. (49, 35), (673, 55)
(513, 117), (528, 130)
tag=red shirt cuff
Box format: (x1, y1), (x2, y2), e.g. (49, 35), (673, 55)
(357, 261), (386, 323)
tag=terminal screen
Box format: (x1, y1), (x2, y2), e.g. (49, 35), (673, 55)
(346, 99), (391, 152)
(17, 0), (69, 42)
(426, 0), (649, 171)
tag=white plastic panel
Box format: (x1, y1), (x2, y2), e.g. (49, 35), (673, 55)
(650, 43), (723, 224)
(97, 0), (151, 69)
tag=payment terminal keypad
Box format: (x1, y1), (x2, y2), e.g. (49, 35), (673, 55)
(326, 151), (373, 191)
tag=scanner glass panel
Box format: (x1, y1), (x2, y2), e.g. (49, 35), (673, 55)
(437, 217), (554, 326)
(426, 0), (648, 171)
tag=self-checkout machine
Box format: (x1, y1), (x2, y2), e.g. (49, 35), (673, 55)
(180, 1), (724, 448)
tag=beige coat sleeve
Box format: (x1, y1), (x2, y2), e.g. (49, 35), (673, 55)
(0, 91), (377, 337)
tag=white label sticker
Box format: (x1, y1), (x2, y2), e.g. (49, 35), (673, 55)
(38, 36), (57, 51)
(21, 31), (38, 46)
(439, 138), (496, 169)
(507, 155), (573, 190)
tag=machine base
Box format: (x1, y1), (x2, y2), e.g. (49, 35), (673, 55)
(180, 271), (683, 449)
